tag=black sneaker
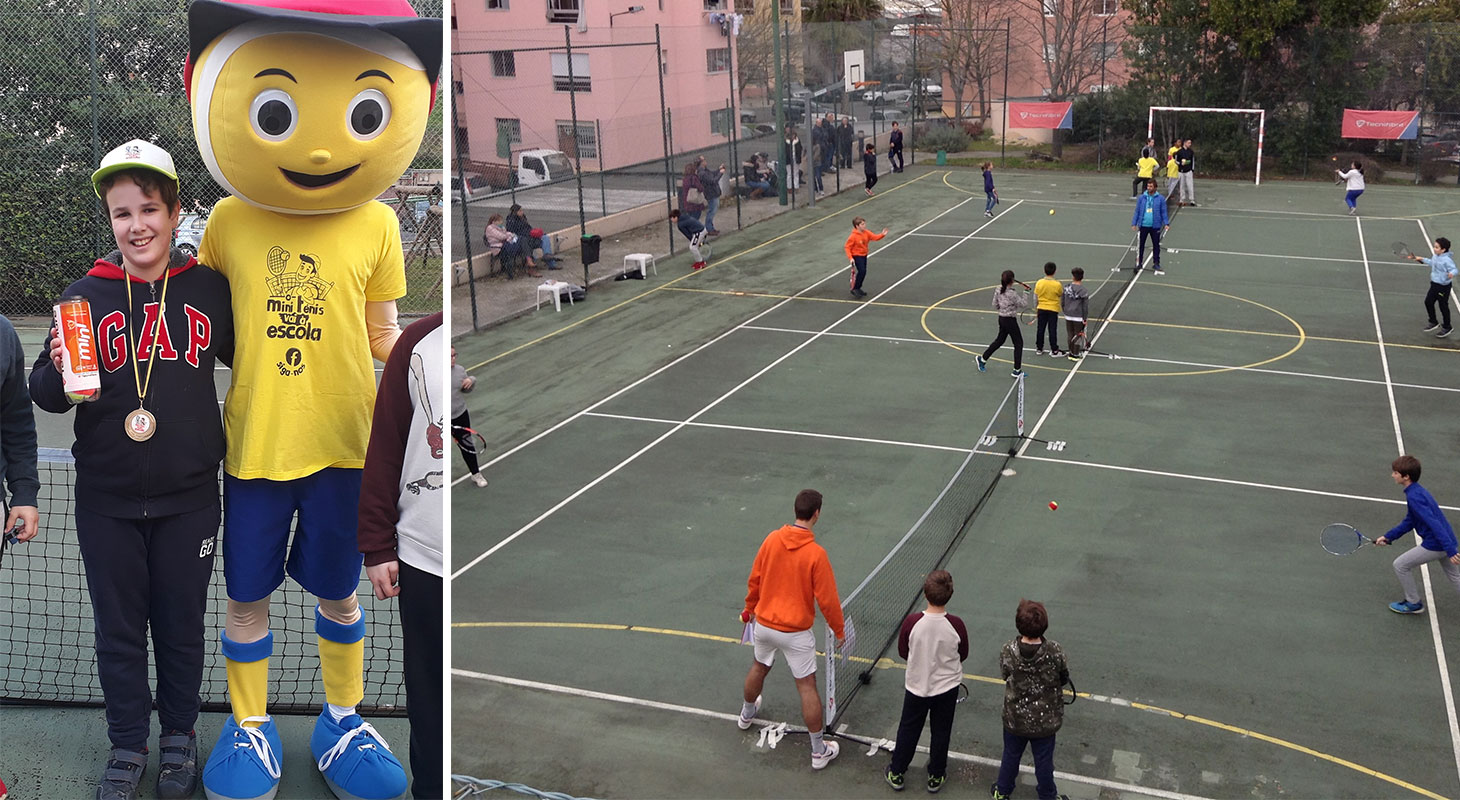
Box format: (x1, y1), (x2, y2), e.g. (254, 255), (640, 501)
(1424, 322), (1443, 332)
(1050, 349), (1064, 357)
(97, 748), (147, 800)
(990, 785), (1011, 800)
(886, 769), (906, 791)
(927, 775), (946, 793)
(1440, 327), (1454, 338)
(156, 731), (198, 800)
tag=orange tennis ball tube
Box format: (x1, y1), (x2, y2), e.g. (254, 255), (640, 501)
(54, 296), (101, 404)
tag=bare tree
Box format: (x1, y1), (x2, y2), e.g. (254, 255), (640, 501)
(1008, 0), (1111, 155)
(936, 0), (1016, 124)
(737, 12), (779, 99)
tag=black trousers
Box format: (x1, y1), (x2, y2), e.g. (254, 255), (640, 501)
(982, 316), (1024, 370)
(1132, 175), (1146, 196)
(890, 147), (904, 172)
(399, 560), (443, 799)
(451, 411), (481, 475)
(76, 503), (218, 750)
(1138, 226), (1162, 269)
(1425, 281), (1453, 329)
(888, 686), (959, 778)
(1036, 308), (1060, 351)
(851, 256), (868, 292)
(865, 172), (879, 191)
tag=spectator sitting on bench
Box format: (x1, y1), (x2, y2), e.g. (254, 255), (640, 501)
(742, 155), (771, 199)
(483, 213), (540, 278)
(505, 203), (561, 269)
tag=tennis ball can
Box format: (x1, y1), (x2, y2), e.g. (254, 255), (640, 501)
(54, 296), (101, 404)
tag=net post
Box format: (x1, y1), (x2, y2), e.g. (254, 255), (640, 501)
(823, 623), (836, 725)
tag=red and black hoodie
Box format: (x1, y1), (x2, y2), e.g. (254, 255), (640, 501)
(29, 249), (234, 519)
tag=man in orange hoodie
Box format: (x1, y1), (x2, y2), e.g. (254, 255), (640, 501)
(845, 216), (889, 299)
(738, 489), (847, 770)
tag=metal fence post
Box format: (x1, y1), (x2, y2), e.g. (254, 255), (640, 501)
(564, 25), (588, 290)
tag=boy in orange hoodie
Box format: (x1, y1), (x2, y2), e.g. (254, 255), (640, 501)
(846, 217), (889, 299)
(738, 489), (847, 770)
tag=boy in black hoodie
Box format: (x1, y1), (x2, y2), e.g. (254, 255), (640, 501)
(30, 140), (233, 800)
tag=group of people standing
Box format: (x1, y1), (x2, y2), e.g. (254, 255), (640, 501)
(1134, 137), (1196, 208)
(736, 490), (1074, 798)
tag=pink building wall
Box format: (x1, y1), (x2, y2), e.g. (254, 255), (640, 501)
(453, 1), (744, 172)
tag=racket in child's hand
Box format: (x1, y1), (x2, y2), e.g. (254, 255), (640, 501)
(1016, 281), (1036, 325)
(1320, 522), (1374, 556)
(452, 425), (488, 456)
(955, 683), (970, 704)
(0, 519), (24, 574)
(1392, 241), (1416, 259)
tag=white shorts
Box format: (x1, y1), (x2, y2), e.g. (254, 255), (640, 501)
(752, 624), (817, 679)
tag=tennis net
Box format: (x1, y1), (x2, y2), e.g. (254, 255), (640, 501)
(823, 378), (1022, 729)
(1085, 187), (1182, 344)
(0, 449), (405, 716)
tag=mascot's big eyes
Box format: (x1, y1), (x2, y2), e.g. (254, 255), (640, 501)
(250, 89), (298, 141)
(347, 89), (392, 141)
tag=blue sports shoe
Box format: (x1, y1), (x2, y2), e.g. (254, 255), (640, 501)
(311, 709), (408, 800)
(975, 355), (987, 372)
(1389, 600), (1425, 615)
(202, 716), (281, 800)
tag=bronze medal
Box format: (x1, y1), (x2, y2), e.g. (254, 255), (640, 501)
(125, 408), (156, 442)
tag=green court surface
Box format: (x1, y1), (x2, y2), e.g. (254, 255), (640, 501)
(453, 167), (1460, 799)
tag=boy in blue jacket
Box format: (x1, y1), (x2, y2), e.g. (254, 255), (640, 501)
(1130, 180), (1170, 275)
(1377, 455), (1460, 614)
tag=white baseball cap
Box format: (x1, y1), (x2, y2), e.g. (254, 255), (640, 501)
(91, 139), (179, 198)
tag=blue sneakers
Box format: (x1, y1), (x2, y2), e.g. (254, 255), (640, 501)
(1390, 600), (1425, 614)
(311, 709), (407, 800)
(202, 716), (281, 800)
(975, 355), (987, 372)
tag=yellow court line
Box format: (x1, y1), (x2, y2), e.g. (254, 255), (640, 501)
(942, 170), (1460, 221)
(467, 171), (939, 371)
(666, 284), (1460, 356)
(456, 620), (1450, 800)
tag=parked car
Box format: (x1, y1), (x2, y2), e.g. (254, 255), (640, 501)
(174, 211), (208, 256)
(740, 110), (757, 123)
(880, 89), (914, 104)
(871, 108), (908, 122)
(867, 83), (909, 102)
(915, 79), (943, 95)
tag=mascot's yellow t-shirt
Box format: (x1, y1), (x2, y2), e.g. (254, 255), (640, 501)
(200, 197), (406, 480)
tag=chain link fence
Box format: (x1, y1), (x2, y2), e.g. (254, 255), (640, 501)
(0, 0), (443, 321)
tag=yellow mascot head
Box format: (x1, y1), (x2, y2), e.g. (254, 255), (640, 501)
(186, 0), (441, 215)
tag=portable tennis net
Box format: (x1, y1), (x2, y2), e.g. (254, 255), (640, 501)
(823, 378), (1023, 729)
(0, 449), (405, 715)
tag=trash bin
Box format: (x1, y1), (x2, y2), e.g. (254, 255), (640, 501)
(581, 233), (602, 266)
(936, 150), (947, 166)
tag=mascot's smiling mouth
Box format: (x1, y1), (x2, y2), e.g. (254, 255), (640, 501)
(280, 165), (361, 188)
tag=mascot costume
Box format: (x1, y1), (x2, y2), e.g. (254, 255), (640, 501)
(183, 2), (440, 798)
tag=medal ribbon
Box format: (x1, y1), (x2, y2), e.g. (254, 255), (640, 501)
(124, 261), (171, 413)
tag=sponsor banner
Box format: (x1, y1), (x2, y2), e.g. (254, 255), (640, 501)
(1007, 101), (1073, 130)
(1341, 109), (1419, 140)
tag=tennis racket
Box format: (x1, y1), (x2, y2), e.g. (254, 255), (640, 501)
(1320, 522), (1375, 556)
(452, 425), (488, 456)
(955, 683), (970, 704)
(0, 519), (24, 573)
(1392, 241), (1416, 259)
(1016, 281), (1036, 326)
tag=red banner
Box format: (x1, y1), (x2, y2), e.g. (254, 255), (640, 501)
(1007, 102), (1073, 130)
(1341, 109), (1419, 140)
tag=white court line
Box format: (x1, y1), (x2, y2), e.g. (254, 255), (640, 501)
(1404, 217), (1460, 784)
(581, 411), (980, 455)
(907, 231), (1382, 266)
(996, 195), (1355, 219)
(452, 668), (1212, 800)
(450, 197), (981, 490)
(451, 198), (1011, 576)
(738, 323), (1460, 394)
(584, 408), (1442, 513)
(1015, 225), (1156, 457)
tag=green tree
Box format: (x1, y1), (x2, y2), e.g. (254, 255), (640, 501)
(802, 0), (884, 23)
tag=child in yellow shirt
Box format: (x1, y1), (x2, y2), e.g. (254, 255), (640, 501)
(1034, 262), (1064, 357)
(1165, 154), (1180, 198)
(1134, 155), (1160, 199)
